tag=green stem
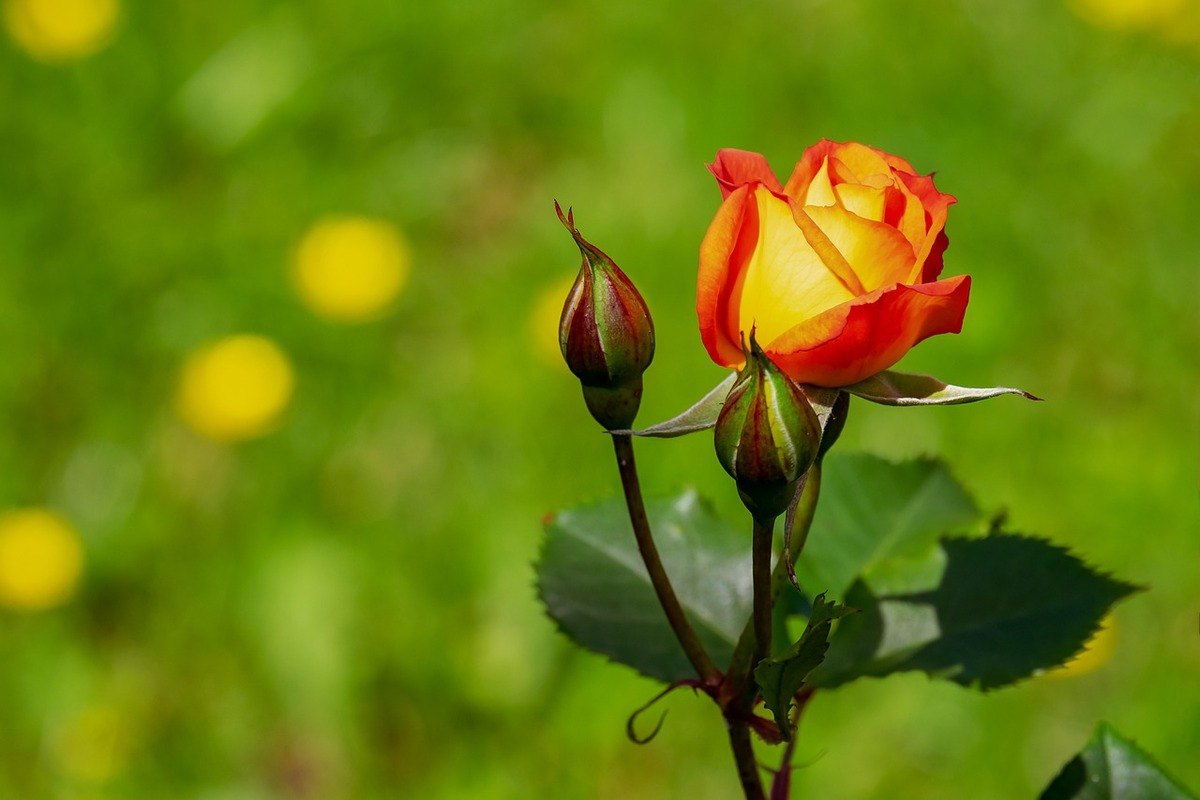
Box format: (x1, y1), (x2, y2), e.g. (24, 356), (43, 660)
(751, 515), (775, 667)
(726, 464), (823, 694)
(727, 723), (767, 800)
(610, 434), (720, 682)
(770, 687), (815, 799)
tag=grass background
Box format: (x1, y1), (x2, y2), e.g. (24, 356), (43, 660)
(0, 0), (1197, 797)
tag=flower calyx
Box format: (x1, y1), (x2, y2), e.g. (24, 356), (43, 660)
(714, 332), (821, 521)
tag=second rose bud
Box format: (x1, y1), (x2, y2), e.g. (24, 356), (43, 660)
(715, 333), (821, 522)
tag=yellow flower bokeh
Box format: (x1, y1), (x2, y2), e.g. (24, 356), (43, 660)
(176, 335), (295, 443)
(1067, 0), (1185, 30)
(0, 508), (84, 611)
(1045, 616), (1118, 679)
(292, 216), (410, 323)
(3, 0), (118, 62)
(529, 276), (575, 368)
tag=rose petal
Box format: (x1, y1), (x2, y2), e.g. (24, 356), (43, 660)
(699, 185), (857, 366)
(805, 204), (916, 292)
(886, 174), (930, 251)
(897, 171), (956, 282)
(708, 149), (784, 200)
(821, 143), (892, 185)
(742, 191), (856, 344)
(879, 150), (918, 175)
(833, 182), (887, 222)
(784, 140), (840, 201)
(764, 275), (971, 387)
(805, 156), (838, 206)
(698, 184), (758, 366)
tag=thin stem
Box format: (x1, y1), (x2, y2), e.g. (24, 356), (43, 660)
(751, 515), (775, 667)
(769, 687), (814, 800)
(726, 464), (823, 696)
(727, 723), (767, 800)
(610, 434), (720, 682)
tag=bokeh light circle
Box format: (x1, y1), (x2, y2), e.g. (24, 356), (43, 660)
(529, 276), (575, 368)
(1045, 616), (1118, 679)
(292, 216), (410, 323)
(3, 0), (118, 62)
(0, 508), (84, 611)
(176, 334), (295, 443)
(1067, 0), (1184, 30)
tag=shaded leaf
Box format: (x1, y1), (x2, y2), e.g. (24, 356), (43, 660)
(812, 534), (1138, 690)
(799, 385), (841, 431)
(537, 490), (751, 682)
(847, 370), (1039, 406)
(754, 593), (852, 739)
(796, 454), (981, 599)
(1040, 723), (1196, 800)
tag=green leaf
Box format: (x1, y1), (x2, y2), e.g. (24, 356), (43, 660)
(620, 373), (736, 438)
(796, 454), (981, 599)
(537, 490), (751, 682)
(812, 534), (1138, 690)
(846, 369), (1040, 406)
(1040, 723), (1197, 800)
(754, 593), (852, 740)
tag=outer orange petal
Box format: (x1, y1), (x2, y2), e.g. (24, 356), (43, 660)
(763, 275), (971, 387)
(897, 171), (956, 282)
(708, 149), (784, 200)
(698, 184), (758, 367)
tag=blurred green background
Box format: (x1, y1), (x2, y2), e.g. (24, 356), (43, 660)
(0, 0), (1198, 797)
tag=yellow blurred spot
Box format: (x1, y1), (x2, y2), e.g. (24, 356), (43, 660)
(1159, 3), (1200, 45)
(0, 508), (83, 611)
(55, 706), (131, 784)
(1066, 0), (1184, 30)
(292, 216), (410, 323)
(1045, 616), (1118, 679)
(176, 335), (295, 443)
(3, 0), (118, 62)
(530, 276), (575, 367)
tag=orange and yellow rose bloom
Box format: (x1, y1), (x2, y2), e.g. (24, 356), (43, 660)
(697, 141), (971, 387)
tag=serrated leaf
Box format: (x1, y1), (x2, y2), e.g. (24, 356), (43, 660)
(795, 454), (981, 599)
(754, 593), (852, 739)
(812, 534), (1138, 690)
(537, 490), (751, 682)
(847, 370), (1039, 406)
(1040, 723), (1197, 800)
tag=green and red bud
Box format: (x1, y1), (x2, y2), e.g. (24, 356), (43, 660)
(715, 333), (821, 521)
(556, 202), (655, 430)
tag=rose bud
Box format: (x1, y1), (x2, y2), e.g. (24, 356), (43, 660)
(714, 332), (821, 521)
(556, 202), (655, 430)
(698, 142), (970, 388)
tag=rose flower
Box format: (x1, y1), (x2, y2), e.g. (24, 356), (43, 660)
(697, 141), (970, 387)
